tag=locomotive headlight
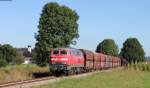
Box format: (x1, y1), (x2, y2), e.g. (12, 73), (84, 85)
(51, 58), (57, 61)
(61, 58), (68, 61)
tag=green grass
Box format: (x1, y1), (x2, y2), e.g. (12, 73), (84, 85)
(127, 63), (150, 72)
(34, 69), (150, 88)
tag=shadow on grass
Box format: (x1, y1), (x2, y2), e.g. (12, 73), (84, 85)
(32, 72), (51, 78)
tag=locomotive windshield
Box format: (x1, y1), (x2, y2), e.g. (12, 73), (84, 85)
(60, 50), (67, 55)
(52, 49), (67, 55)
(53, 50), (59, 55)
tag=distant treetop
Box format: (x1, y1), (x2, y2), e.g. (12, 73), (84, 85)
(120, 38), (145, 63)
(96, 39), (119, 56)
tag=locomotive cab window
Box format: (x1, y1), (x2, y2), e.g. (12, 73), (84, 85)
(60, 50), (67, 55)
(53, 50), (59, 55)
(71, 50), (82, 56)
(77, 51), (81, 56)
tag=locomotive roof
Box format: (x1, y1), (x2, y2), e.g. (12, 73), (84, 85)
(53, 47), (79, 51)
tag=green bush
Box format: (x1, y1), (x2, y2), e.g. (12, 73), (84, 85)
(145, 65), (150, 71)
(141, 64), (146, 71)
(0, 44), (24, 67)
(133, 64), (137, 70)
(0, 59), (7, 67)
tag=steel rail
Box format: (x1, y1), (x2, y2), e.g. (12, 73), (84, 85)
(0, 76), (56, 88)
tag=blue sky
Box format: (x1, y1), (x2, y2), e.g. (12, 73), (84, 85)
(0, 0), (149, 56)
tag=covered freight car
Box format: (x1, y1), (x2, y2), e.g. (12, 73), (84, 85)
(99, 53), (106, 69)
(94, 53), (101, 70)
(79, 49), (94, 71)
(105, 55), (113, 69)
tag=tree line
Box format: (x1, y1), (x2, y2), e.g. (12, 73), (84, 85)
(34, 2), (146, 66)
(96, 38), (145, 64)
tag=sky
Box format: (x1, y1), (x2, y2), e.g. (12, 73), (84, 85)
(0, 0), (149, 56)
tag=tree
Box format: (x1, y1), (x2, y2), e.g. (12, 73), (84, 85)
(0, 44), (24, 66)
(120, 38), (145, 64)
(0, 44), (17, 64)
(35, 2), (79, 66)
(96, 39), (119, 56)
(0, 52), (7, 67)
(0, 58), (7, 67)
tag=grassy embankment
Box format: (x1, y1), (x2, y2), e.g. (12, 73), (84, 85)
(34, 63), (150, 88)
(0, 64), (49, 83)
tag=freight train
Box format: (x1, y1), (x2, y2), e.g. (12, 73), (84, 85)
(50, 48), (121, 75)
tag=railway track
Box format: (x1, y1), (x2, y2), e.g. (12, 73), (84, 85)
(0, 68), (122, 88)
(0, 71), (99, 88)
(0, 76), (56, 88)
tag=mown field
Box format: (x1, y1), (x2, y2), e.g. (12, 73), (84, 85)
(34, 67), (150, 88)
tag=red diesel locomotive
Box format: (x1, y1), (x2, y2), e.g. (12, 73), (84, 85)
(50, 48), (121, 75)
